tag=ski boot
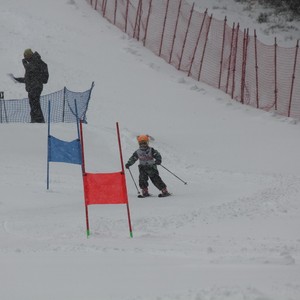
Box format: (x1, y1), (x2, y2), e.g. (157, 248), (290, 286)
(158, 187), (171, 197)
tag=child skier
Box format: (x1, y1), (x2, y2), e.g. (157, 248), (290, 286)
(125, 135), (170, 197)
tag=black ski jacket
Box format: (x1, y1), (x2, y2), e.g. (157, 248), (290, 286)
(14, 52), (45, 93)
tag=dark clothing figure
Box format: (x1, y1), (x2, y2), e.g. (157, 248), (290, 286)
(125, 135), (170, 197)
(14, 49), (46, 123)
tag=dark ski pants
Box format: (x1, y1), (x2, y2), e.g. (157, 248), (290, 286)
(28, 87), (45, 123)
(138, 165), (166, 191)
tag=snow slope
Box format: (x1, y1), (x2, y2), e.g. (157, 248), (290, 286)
(0, 0), (299, 299)
(188, 0), (300, 46)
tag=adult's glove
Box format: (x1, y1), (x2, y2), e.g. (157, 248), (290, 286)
(125, 163), (130, 169)
(7, 73), (18, 83)
(155, 160), (161, 165)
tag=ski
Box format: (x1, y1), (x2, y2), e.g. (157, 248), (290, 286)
(138, 193), (172, 198)
(137, 194), (152, 198)
(158, 192), (172, 198)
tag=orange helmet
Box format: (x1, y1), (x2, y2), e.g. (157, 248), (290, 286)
(137, 135), (149, 143)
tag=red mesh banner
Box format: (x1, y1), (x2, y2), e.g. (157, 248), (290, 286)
(87, 0), (300, 119)
(83, 172), (128, 205)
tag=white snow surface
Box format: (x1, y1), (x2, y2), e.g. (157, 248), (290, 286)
(0, 0), (300, 299)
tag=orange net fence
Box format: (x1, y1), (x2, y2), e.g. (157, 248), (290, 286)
(88, 0), (300, 119)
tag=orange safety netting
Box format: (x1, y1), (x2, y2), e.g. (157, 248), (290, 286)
(87, 0), (300, 119)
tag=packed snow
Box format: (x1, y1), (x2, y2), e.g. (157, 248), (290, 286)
(0, 0), (299, 299)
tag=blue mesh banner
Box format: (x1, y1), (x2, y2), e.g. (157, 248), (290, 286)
(0, 83), (94, 123)
(48, 135), (82, 165)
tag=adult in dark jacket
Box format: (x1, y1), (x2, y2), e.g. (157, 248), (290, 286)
(13, 49), (46, 123)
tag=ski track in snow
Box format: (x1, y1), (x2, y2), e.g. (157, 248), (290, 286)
(1, 163), (299, 269)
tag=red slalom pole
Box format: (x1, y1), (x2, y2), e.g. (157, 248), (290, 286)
(79, 120), (90, 237)
(85, 205), (90, 238)
(116, 122), (133, 238)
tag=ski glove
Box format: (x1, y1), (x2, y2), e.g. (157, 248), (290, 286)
(125, 163), (130, 169)
(155, 160), (161, 165)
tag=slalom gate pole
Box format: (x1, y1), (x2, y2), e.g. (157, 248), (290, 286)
(79, 120), (86, 174)
(79, 119), (89, 237)
(74, 100), (81, 142)
(160, 164), (187, 185)
(116, 122), (133, 238)
(85, 205), (90, 238)
(76, 100), (90, 238)
(46, 101), (51, 190)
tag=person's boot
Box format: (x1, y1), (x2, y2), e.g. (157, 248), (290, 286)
(142, 188), (150, 197)
(158, 187), (171, 197)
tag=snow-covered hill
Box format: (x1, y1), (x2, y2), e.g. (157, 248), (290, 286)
(188, 0), (300, 46)
(0, 1), (299, 300)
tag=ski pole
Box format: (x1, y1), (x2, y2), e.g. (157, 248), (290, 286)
(127, 167), (141, 195)
(160, 164), (187, 185)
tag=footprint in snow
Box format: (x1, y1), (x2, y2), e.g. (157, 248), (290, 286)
(190, 85), (205, 92)
(148, 62), (160, 71)
(124, 47), (141, 56)
(177, 77), (187, 84)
